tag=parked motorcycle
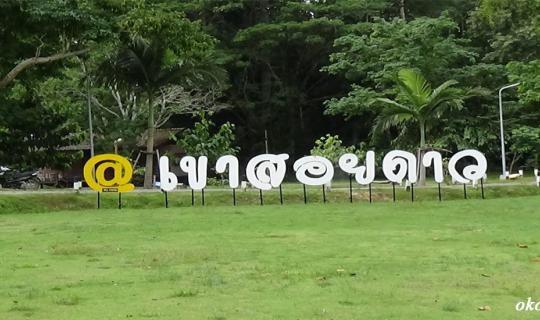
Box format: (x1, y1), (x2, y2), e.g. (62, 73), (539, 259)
(0, 166), (41, 190)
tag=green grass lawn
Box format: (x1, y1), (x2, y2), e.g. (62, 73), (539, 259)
(1, 196), (540, 319)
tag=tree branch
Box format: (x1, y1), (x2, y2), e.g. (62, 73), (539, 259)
(0, 49), (89, 89)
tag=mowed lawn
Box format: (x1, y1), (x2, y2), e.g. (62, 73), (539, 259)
(1, 197), (540, 319)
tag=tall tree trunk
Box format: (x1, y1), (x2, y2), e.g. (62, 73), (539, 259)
(143, 91), (155, 189)
(288, 100), (297, 156)
(420, 121), (425, 147)
(509, 153), (521, 174)
(417, 120), (426, 186)
(399, 0), (406, 20)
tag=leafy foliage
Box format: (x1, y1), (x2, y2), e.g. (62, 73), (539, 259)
(507, 60), (540, 105)
(323, 14), (479, 139)
(510, 126), (540, 167)
(310, 134), (357, 163)
(0, 84), (83, 169)
(324, 15), (476, 90)
(118, 4), (216, 60)
(1, 0), (540, 173)
(173, 113), (239, 166)
(469, 0), (540, 62)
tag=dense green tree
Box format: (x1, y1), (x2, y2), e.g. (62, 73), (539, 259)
(507, 60), (540, 106)
(0, 0), (111, 168)
(0, 0), (111, 89)
(173, 113), (239, 167)
(324, 15), (476, 102)
(509, 126), (540, 170)
(99, 36), (223, 188)
(232, 17), (346, 155)
(323, 15), (484, 155)
(180, 0), (392, 157)
(0, 82), (83, 169)
(98, 3), (223, 188)
(2, 0), (540, 176)
(469, 0), (540, 63)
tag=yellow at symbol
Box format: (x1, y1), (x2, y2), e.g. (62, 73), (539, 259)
(83, 154), (135, 192)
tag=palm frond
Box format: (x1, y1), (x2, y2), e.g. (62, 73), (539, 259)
(375, 98), (415, 114)
(155, 59), (227, 90)
(118, 48), (150, 84)
(373, 111), (415, 134)
(397, 69), (432, 107)
(97, 36), (228, 97)
(430, 79), (458, 102)
(373, 98), (417, 133)
(424, 86), (463, 117)
(97, 37), (156, 90)
(462, 86), (492, 99)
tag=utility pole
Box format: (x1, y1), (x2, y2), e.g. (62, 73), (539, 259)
(264, 129), (269, 153)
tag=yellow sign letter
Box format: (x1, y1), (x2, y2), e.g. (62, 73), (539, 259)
(83, 154), (135, 192)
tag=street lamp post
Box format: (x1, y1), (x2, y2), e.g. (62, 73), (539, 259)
(114, 138), (123, 155)
(498, 82), (520, 179)
(86, 74), (95, 158)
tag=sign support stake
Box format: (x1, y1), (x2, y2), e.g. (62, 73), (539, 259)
(164, 191), (168, 208)
(191, 189), (194, 206)
(349, 174), (353, 203)
(322, 185), (326, 203)
(279, 185), (283, 205)
(411, 183), (414, 202)
(463, 184), (467, 199)
(303, 184), (307, 204)
(201, 189), (205, 206)
(392, 183), (396, 202)
(118, 192), (122, 209)
(369, 184), (372, 203)
(232, 188), (236, 206)
(480, 178), (485, 199)
(438, 183), (442, 201)
(259, 189), (263, 206)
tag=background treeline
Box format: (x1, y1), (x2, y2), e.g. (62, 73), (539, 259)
(0, 0), (538, 180)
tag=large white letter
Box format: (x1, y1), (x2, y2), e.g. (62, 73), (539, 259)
(338, 151), (375, 185)
(293, 156), (334, 186)
(216, 155), (239, 188)
(179, 156), (208, 190)
(448, 149), (487, 184)
(382, 150), (417, 184)
(159, 156), (178, 192)
(246, 154), (289, 190)
(422, 151), (444, 183)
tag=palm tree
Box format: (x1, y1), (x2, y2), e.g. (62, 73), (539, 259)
(375, 69), (464, 184)
(99, 37), (224, 188)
